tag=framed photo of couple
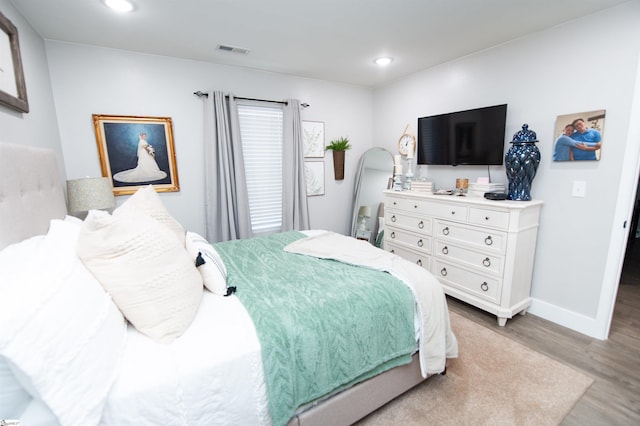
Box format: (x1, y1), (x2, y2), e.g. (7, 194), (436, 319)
(93, 114), (180, 196)
(553, 109), (606, 162)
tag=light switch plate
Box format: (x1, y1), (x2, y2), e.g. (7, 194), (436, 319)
(572, 181), (586, 197)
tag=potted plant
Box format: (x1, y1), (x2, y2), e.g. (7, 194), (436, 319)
(326, 136), (351, 180)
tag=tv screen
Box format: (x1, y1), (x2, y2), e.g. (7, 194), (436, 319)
(417, 104), (507, 166)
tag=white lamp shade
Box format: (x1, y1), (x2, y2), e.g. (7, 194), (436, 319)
(358, 205), (372, 218)
(67, 177), (116, 212)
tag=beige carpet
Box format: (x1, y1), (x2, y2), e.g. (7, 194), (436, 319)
(356, 311), (594, 426)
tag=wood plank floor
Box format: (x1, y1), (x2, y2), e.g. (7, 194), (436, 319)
(446, 242), (640, 425)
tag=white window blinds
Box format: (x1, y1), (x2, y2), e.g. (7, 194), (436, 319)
(237, 103), (284, 234)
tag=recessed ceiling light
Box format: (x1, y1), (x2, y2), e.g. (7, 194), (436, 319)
(374, 57), (393, 66)
(103, 0), (135, 12)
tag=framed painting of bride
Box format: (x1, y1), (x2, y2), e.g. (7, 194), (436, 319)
(93, 114), (180, 196)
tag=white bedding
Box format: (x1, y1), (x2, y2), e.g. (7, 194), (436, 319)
(4, 229), (454, 426)
(100, 292), (271, 426)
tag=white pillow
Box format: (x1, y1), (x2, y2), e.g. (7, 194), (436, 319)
(185, 231), (228, 296)
(0, 218), (126, 426)
(115, 185), (185, 245)
(78, 209), (203, 343)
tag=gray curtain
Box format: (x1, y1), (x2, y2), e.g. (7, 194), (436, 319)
(282, 99), (310, 231)
(203, 91), (253, 242)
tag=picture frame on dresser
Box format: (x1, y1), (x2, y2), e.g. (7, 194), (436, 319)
(0, 11), (29, 113)
(93, 114), (180, 196)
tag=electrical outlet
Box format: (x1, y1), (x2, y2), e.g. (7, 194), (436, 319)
(572, 181), (586, 197)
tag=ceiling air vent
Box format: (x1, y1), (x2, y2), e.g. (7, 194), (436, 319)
(217, 45), (250, 54)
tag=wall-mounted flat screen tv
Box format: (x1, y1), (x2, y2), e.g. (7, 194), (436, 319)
(417, 104), (507, 166)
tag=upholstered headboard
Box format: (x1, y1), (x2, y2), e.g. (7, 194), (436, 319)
(0, 143), (67, 250)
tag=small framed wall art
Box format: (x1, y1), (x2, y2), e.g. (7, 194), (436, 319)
(302, 120), (325, 158)
(0, 11), (29, 113)
(304, 161), (325, 196)
(93, 114), (180, 196)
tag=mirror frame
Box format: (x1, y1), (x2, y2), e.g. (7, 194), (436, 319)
(350, 147), (394, 240)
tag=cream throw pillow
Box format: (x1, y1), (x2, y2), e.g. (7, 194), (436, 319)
(78, 209), (203, 343)
(116, 185), (185, 245)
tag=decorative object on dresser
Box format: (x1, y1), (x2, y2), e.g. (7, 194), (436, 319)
(392, 155), (403, 191)
(467, 181), (505, 198)
(410, 180), (434, 193)
(397, 124), (417, 191)
(455, 178), (469, 196)
(504, 124), (541, 201)
(384, 190), (542, 326)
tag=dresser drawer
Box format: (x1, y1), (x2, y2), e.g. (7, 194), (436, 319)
(433, 220), (506, 253)
(432, 259), (501, 304)
(386, 227), (431, 254)
(386, 195), (468, 221)
(386, 195), (423, 212)
(385, 211), (431, 235)
(421, 202), (468, 221)
(386, 242), (430, 269)
(433, 240), (504, 275)
(468, 207), (510, 230)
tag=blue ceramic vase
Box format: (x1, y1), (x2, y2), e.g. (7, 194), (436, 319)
(505, 124), (541, 201)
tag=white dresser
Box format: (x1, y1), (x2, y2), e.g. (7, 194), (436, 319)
(383, 190), (542, 326)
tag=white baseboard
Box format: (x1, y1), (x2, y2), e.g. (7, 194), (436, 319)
(528, 298), (606, 340)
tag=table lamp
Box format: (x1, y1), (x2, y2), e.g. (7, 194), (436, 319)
(67, 177), (116, 216)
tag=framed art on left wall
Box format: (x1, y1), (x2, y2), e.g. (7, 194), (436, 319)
(0, 11), (29, 113)
(93, 114), (180, 196)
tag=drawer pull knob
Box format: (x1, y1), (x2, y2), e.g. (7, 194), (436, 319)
(418, 220), (424, 229)
(414, 204), (418, 209)
(390, 231), (396, 239)
(451, 211), (455, 215)
(440, 267), (448, 277)
(442, 227), (450, 236)
(417, 259), (422, 267)
(484, 235), (493, 245)
(393, 201), (397, 206)
(417, 239), (424, 247)
(485, 216), (490, 221)
(483, 257), (491, 267)
(442, 246), (449, 255)
(391, 215), (397, 223)
(480, 282), (489, 292)
(390, 249), (395, 254)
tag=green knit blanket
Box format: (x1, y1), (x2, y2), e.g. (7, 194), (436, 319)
(214, 232), (415, 426)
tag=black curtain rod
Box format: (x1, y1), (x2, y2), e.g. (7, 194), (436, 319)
(193, 91), (309, 108)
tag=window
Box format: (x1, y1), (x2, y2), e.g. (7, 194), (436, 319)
(237, 102), (284, 234)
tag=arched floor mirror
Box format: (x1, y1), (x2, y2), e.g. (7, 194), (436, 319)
(350, 147), (394, 245)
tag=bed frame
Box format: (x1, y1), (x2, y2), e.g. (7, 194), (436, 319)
(0, 142), (429, 425)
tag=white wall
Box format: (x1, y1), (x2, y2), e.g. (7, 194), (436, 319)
(45, 42), (373, 235)
(0, 0), (64, 177)
(372, 2), (640, 338)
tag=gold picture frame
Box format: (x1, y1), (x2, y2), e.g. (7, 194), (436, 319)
(93, 114), (180, 196)
(0, 11), (29, 113)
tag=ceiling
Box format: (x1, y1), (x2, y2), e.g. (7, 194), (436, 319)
(10, 0), (629, 88)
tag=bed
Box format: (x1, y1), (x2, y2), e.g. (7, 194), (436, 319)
(0, 142), (458, 426)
